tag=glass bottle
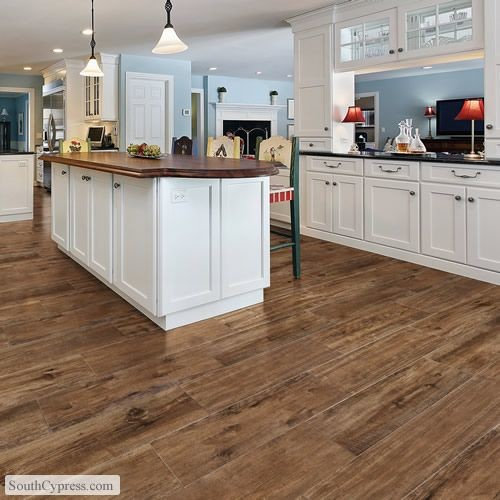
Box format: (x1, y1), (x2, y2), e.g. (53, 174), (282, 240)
(410, 128), (427, 153)
(395, 121), (410, 153)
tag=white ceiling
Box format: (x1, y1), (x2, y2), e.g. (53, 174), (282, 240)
(0, 0), (347, 80)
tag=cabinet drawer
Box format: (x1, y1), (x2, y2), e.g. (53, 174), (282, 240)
(421, 163), (500, 188)
(299, 138), (332, 153)
(308, 156), (363, 176)
(364, 159), (420, 181)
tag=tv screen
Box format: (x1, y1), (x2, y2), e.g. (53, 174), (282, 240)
(436, 98), (484, 137)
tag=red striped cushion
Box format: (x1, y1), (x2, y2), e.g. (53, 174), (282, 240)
(270, 186), (294, 204)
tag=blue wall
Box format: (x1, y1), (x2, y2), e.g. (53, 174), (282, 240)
(0, 73), (44, 148)
(119, 54), (192, 148)
(0, 94), (29, 150)
(355, 68), (484, 148)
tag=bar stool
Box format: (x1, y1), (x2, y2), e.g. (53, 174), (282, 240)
(207, 136), (241, 159)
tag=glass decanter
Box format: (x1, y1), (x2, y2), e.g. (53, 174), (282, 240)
(395, 121), (411, 153)
(410, 128), (427, 153)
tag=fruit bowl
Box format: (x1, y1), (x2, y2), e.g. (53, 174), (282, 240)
(127, 143), (163, 159)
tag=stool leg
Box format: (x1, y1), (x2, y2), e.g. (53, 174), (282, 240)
(290, 198), (301, 279)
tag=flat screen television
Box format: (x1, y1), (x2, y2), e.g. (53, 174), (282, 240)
(436, 98), (484, 137)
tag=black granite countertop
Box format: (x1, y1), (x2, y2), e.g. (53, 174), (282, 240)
(0, 150), (35, 155)
(300, 150), (500, 167)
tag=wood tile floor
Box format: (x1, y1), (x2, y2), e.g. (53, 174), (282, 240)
(0, 188), (499, 499)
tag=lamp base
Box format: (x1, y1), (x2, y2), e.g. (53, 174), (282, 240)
(463, 152), (482, 160)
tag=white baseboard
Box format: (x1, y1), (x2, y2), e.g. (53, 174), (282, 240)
(301, 226), (500, 286)
(0, 212), (33, 223)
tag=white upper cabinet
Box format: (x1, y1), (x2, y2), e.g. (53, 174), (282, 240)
(335, 10), (398, 70)
(398, 0), (483, 60)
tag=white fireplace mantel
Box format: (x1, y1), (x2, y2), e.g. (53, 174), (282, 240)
(214, 103), (286, 137)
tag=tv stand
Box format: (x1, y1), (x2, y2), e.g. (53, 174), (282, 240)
(422, 137), (484, 154)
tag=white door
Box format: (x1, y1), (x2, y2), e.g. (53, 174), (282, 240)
(484, 0), (500, 158)
(221, 177), (270, 298)
(51, 163), (70, 250)
(295, 25), (332, 137)
(113, 175), (157, 314)
(70, 166), (91, 264)
(0, 157), (33, 216)
(365, 178), (420, 252)
(126, 74), (169, 153)
(306, 171), (333, 232)
(332, 174), (364, 239)
(158, 178), (221, 315)
(421, 183), (466, 263)
(89, 170), (113, 283)
(467, 187), (500, 272)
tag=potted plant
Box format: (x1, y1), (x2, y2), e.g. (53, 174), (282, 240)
(270, 90), (279, 106)
(217, 87), (227, 103)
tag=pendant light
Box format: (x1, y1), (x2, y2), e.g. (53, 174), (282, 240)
(152, 0), (188, 55)
(81, 0), (104, 77)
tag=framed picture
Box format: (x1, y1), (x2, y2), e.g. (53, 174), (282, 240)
(18, 112), (24, 136)
(287, 98), (295, 120)
(287, 124), (295, 140)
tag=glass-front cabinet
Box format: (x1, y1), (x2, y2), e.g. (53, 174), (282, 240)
(335, 10), (398, 70)
(398, 0), (483, 59)
(85, 76), (101, 121)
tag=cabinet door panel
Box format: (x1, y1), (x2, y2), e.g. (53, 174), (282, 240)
(51, 163), (70, 250)
(159, 178), (221, 314)
(365, 178), (420, 252)
(0, 157), (33, 216)
(113, 175), (157, 314)
(221, 178), (270, 298)
(306, 171), (333, 232)
(467, 187), (500, 272)
(333, 174), (364, 239)
(421, 183), (466, 263)
(296, 26), (330, 86)
(297, 86), (330, 138)
(89, 171), (113, 283)
(70, 166), (90, 264)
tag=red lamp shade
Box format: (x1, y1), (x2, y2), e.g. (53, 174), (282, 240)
(342, 106), (365, 123)
(455, 99), (484, 121)
(424, 106), (436, 117)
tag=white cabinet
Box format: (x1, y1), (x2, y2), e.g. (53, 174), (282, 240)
(306, 171), (333, 232)
(398, 0), (483, 60)
(158, 178), (221, 315)
(221, 177), (270, 298)
(70, 167), (91, 264)
(335, 9), (398, 70)
(84, 53), (119, 122)
(0, 156), (33, 220)
(333, 174), (364, 239)
(113, 175), (157, 314)
(421, 183), (467, 263)
(365, 177), (420, 252)
(51, 163), (70, 250)
(467, 187), (500, 272)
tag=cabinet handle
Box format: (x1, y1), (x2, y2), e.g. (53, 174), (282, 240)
(486, 124), (494, 130)
(379, 165), (402, 173)
(398, 48), (404, 53)
(325, 181), (330, 186)
(455, 195), (462, 201)
(409, 191), (416, 196)
(324, 127), (329, 131)
(324, 162), (342, 169)
(61, 170), (67, 175)
(309, 143), (314, 147)
(82, 175), (86, 181)
(86, 176), (91, 181)
(451, 169), (481, 179)
(468, 197), (475, 203)
(389, 49), (395, 54)
(332, 182), (338, 186)
(114, 182), (121, 189)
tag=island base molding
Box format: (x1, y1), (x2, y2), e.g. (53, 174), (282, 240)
(302, 227), (500, 286)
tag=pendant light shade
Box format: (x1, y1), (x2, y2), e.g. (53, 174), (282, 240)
(81, 0), (104, 77)
(153, 0), (188, 55)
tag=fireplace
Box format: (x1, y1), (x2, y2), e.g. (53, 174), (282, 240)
(223, 120), (271, 156)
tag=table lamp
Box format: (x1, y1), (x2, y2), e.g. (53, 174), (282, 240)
(455, 98), (484, 160)
(0, 108), (9, 122)
(424, 106), (436, 138)
(342, 106), (365, 154)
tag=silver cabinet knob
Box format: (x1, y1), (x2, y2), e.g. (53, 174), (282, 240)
(332, 182), (338, 186)
(114, 182), (121, 189)
(409, 191), (416, 196)
(398, 48), (404, 52)
(455, 195), (462, 201)
(486, 124), (494, 130)
(324, 127), (329, 131)
(325, 181), (330, 186)
(61, 170), (67, 175)
(309, 143), (314, 147)
(389, 49), (395, 54)
(468, 197), (475, 203)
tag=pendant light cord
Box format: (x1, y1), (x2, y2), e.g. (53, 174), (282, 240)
(165, 0), (173, 28)
(90, 0), (96, 57)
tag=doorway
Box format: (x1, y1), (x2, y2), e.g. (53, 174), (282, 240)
(125, 72), (174, 154)
(191, 88), (205, 157)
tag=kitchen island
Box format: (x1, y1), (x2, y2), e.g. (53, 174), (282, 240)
(41, 152), (279, 330)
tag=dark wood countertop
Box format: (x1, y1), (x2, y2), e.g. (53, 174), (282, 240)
(40, 152), (280, 179)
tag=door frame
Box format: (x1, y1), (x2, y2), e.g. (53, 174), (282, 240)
(191, 87), (205, 157)
(125, 72), (174, 154)
(355, 91), (379, 149)
(0, 86), (35, 152)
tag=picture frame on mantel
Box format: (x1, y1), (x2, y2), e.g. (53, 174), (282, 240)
(287, 98), (295, 120)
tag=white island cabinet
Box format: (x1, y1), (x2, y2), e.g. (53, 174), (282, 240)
(0, 154), (34, 223)
(46, 153), (277, 331)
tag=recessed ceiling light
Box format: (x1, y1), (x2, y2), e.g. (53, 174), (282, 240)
(423, 66), (433, 69)
(209, 67), (217, 71)
(287, 74), (293, 78)
(82, 28), (93, 36)
(53, 48), (64, 53)
(23, 66), (32, 71)
(256, 71), (262, 75)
